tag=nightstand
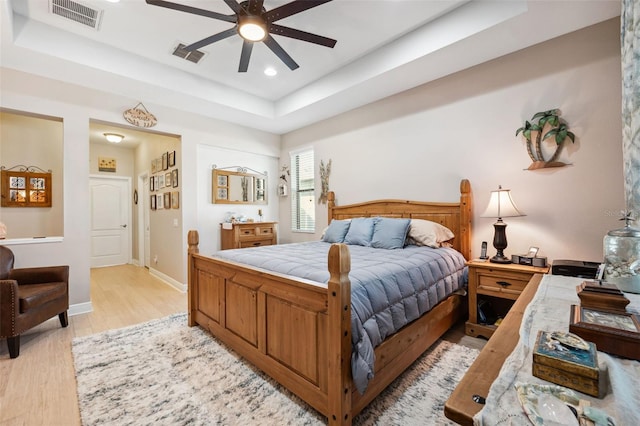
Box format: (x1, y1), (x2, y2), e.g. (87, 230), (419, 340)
(465, 260), (549, 339)
(220, 222), (278, 250)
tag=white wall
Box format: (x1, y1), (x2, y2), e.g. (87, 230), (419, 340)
(281, 19), (625, 264)
(0, 68), (280, 312)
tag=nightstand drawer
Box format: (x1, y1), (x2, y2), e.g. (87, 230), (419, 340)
(477, 273), (529, 297)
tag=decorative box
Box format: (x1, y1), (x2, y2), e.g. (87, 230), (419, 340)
(532, 330), (602, 398)
(576, 280), (630, 313)
(569, 304), (640, 361)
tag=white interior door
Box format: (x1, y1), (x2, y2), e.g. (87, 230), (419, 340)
(90, 177), (131, 268)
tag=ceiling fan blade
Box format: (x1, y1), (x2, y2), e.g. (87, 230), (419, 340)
(269, 24), (336, 48)
(263, 36), (299, 70)
(185, 28), (238, 51)
(223, 0), (242, 14)
(146, 0), (236, 23)
(238, 41), (254, 72)
(264, 0), (332, 22)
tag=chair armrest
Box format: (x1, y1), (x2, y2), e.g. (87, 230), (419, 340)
(8, 265), (69, 285)
(0, 279), (19, 335)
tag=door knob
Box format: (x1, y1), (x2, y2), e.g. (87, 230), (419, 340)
(121, 224), (127, 228)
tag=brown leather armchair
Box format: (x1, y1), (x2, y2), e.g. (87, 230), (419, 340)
(0, 245), (69, 358)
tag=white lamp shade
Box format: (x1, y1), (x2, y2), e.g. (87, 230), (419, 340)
(481, 186), (525, 219)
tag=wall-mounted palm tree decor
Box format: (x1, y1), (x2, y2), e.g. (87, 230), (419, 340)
(516, 109), (576, 170)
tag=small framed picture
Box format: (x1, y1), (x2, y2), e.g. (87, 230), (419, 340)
(171, 191), (179, 209)
(527, 246), (539, 257)
(157, 193), (164, 209)
(158, 174), (165, 189)
(217, 188), (227, 200)
(150, 176), (155, 192)
(168, 150), (176, 167)
(162, 152), (168, 170)
(164, 192), (171, 209)
(155, 158), (162, 172)
(172, 169), (179, 188)
(150, 194), (157, 210)
(165, 172), (172, 187)
(217, 175), (228, 187)
(573, 306), (639, 333)
(151, 159), (157, 174)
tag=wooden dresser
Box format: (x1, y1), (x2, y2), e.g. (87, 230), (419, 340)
(220, 222), (277, 250)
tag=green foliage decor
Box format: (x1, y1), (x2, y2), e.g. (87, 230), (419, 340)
(516, 109), (576, 170)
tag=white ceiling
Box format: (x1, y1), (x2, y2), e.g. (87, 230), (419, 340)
(1, 0), (621, 135)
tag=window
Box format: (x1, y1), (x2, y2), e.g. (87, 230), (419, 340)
(290, 148), (315, 232)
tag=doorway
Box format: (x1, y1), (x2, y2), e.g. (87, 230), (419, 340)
(89, 176), (132, 267)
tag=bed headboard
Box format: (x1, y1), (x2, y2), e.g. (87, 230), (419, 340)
(327, 179), (472, 260)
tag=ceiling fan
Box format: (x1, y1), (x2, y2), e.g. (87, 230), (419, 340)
(146, 0), (337, 72)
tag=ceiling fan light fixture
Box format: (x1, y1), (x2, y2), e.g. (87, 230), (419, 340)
(104, 133), (124, 143)
(238, 15), (266, 42)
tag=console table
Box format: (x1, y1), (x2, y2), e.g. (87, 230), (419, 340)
(444, 274), (543, 425)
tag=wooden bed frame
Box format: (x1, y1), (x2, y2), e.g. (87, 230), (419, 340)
(186, 179), (472, 425)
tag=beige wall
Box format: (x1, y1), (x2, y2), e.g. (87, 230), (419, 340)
(0, 111), (64, 238)
(281, 18), (625, 264)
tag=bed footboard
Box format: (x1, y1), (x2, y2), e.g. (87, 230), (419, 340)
(187, 230), (353, 424)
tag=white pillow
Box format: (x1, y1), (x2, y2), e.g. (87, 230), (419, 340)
(407, 219), (454, 248)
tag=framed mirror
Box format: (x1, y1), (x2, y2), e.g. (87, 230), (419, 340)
(212, 167), (267, 204)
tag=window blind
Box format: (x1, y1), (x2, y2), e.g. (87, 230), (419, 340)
(290, 149), (315, 232)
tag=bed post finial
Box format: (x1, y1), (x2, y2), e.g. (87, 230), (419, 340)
(327, 243), (352, 425)
(188, 230), (199, 254)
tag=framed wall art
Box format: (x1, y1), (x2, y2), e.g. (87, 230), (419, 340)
(164, 192), (171, 209)
(1, 167), (52, 207)
(172, 169), (179, 187)
(162, 152), (168, 170)
(172, 191), (179, 209)
(157, 193), (164, 209)
(165, 172), (172, 187)
(98, 157), (116, 173)
(169, 150), (176, 167)
(150, 194), (157, 210)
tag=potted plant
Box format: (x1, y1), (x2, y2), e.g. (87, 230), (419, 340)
(516, 108), (576, 170)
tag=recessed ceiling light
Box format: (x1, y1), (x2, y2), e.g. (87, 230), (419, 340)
(264, 67), (277, 77)
(104, 133), (124, 143)
(104, 0), (121, 3)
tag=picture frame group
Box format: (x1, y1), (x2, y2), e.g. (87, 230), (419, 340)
(149, 150), (179, 211)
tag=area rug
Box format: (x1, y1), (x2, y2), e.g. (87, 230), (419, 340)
(72, 313), (478, 425)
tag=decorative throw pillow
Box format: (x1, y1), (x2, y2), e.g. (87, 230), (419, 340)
(370, 218), (411, 249)
(321, 219), (351, 243)
(344, 217), (377, 246)
(407, 219), (455, 248)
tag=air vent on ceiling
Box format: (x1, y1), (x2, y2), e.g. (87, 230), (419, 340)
(172, 44), (205, 64)
(49, 0), (103, 30)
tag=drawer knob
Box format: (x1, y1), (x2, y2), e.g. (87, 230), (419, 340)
(496, 281), (512, 287)
(253, 242), (261, 246)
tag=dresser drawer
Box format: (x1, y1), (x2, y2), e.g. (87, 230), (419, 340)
(238, 225), (275, 240)
(239, 239), (273, 248)
(476, 271), (531, 298)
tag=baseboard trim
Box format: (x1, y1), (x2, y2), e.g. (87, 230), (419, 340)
(149, 267), (186, 293)
(69, 301), (93, 317)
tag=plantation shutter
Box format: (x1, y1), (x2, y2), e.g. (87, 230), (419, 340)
(290, 149), (315, 232)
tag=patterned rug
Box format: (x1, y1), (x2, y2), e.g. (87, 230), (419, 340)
(72, 313), (478, 425)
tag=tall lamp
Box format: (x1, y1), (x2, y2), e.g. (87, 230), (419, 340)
(481, 185), (525, 263)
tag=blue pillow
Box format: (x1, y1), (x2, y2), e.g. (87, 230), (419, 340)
(344, 217), (377, 246)
(321, 220), (351, 243)
(371, 218), (411, 249)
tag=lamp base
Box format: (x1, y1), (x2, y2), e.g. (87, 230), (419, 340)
(490, 253), (512, 264)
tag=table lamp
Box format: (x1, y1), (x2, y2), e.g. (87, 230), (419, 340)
(481, 185), (525, 263)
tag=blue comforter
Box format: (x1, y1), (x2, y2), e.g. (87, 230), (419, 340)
(215, 241), (467, 394)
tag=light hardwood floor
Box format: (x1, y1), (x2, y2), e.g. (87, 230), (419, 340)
(0, 265), (187, 426)
(0, 264), (484, 425)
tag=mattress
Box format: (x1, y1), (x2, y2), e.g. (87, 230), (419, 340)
(215, 241), (468, 394)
